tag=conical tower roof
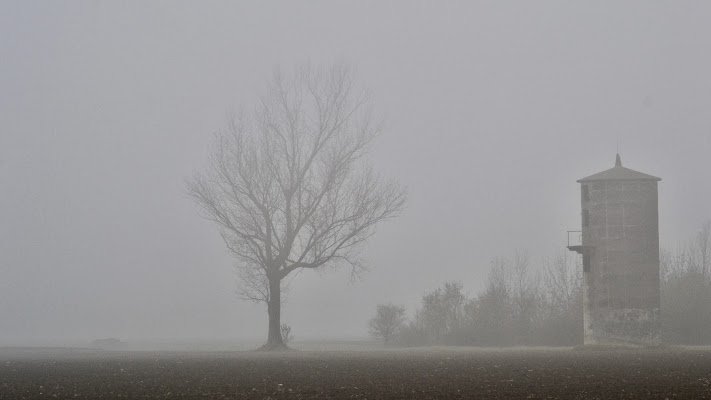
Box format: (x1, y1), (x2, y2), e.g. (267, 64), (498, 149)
(577, 154), (661, 183)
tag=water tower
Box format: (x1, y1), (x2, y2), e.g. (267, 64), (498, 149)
(568, 154), (661, 346)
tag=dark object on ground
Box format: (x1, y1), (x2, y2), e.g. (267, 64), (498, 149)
(2, 347), (711, 398)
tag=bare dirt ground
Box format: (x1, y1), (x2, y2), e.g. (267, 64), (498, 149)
(2, 346), (711, 399)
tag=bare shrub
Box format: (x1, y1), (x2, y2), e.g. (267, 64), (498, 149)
(280, 323), (294, 345)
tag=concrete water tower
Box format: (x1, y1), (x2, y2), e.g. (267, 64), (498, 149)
(568, 154), (661, 346)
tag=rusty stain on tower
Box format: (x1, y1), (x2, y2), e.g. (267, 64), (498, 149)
(568, 154), (661, 346)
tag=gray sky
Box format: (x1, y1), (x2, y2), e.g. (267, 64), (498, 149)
(2, 1), (710, 345)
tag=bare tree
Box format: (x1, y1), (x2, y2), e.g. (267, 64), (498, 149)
(543, 251), (581, 317)
(280, 323), (294, 345)
(369, 304), (406, 345)
(510, 250), (541, 344)
(661, 219), (711, 344)
(415, 281), (466, 344)
(463, 258), (513, 346)
(691, 220), (711, 277)
(187, 63), (406, 350)
(537, 251), (583, 345)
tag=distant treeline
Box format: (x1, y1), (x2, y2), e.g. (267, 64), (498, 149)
(661, 220), (711, 344)
(370, 220), (711, 347)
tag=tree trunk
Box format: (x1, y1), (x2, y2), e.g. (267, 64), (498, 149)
(265, 276), (284, 349)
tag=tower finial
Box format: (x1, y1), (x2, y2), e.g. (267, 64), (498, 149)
(615, 153), (622, 167)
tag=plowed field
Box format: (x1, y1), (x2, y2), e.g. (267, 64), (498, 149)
(2, 347), (711, 399)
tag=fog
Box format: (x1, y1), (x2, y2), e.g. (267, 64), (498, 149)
(1, 2), (710, 347)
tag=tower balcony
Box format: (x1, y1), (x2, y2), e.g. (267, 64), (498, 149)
(566, 230), (591, 255)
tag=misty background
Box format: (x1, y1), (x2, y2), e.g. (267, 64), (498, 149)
(1, 2), (710, 346)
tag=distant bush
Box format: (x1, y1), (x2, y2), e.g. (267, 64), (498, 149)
(395, 320), (427, 347)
